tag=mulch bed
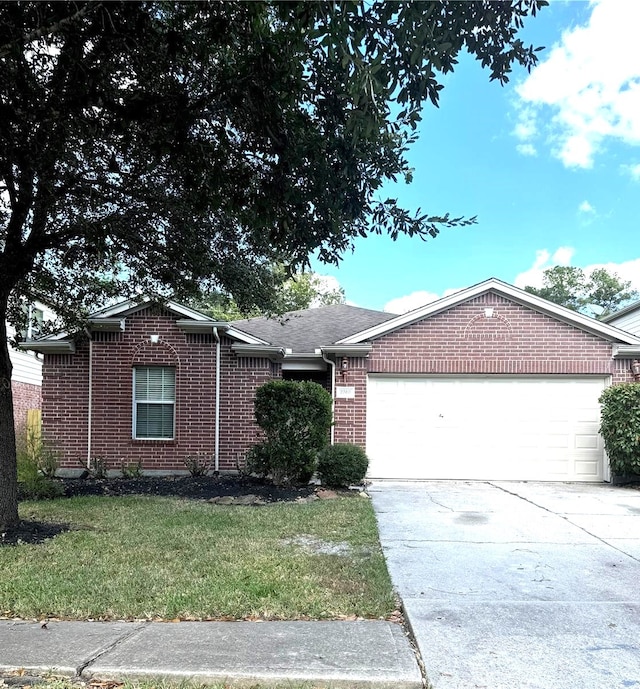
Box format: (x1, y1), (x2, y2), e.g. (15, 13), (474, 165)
(2, 475), (319, 547)
(58, 474), (316, 502)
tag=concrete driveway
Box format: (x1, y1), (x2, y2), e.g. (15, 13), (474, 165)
(369, 481), (640, 689)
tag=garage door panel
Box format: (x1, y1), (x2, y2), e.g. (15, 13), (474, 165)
(367, 376), (607, 482)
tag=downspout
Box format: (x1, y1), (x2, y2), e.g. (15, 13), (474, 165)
(86, 333), (93, 468)
(213, 327), (221, 473)
(321, 349), (336, 445)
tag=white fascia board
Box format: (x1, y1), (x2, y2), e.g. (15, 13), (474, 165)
(320, 345), (373, 357)
(282, 354), (327, 371)
(175, 320), (229, 334)
(89, 299), (140, 318)
(225, 326), (271, 346)
(89, 298), (214, 322)
(612, 344), (640, 358)
(166, 301), (215, 320)
(337, 278), (640, 345)
(232, 344), (285, 361)
(18, 340), (76, 354)
(87, 317), (126, 332)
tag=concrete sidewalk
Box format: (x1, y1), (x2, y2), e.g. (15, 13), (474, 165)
(0, 619), (423, 688)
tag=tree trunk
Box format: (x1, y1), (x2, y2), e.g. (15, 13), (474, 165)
(0, 300), (19, 531)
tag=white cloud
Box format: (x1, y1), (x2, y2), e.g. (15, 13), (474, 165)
(578, 200), (595, 214)
(514, 247), (640, 293)
(384, 288), (462, 314)
(516, 143), (537, 157)
(513, 247), (575, 289)
(309, 274), (344, 307)
(513, 0), (640, 168)
(623, 163), (640, 181)
(384, 291), (440, 314)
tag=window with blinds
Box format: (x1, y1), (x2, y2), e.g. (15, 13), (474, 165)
(133, 366), (175, 439)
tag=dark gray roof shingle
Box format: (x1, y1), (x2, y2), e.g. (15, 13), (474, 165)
(231, 304), (395, 352)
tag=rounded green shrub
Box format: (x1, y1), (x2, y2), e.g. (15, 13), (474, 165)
(599, 383), (640, 476)
(317, 443), (369, 488)
(250, 380), (332, 485)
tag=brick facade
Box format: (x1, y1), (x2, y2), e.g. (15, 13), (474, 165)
(332, 293), (634, 448)
(11, 380), (41, 439)
(42, 308), (274, 472)
(41, 291), (636, 473)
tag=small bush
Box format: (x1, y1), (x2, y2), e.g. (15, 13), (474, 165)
(318, 443), (369, 488)
(18, 428), (60, 478)
(599, 383), (640, 476)
(250, 380), (332, 485)
(121, 460), (143, 479)
(184, 453), (212, 477)
(87, 456), (108, 479)
(17, 445), (64, 501)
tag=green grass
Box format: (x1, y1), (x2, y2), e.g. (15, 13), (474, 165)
(0, 496), (395, 621)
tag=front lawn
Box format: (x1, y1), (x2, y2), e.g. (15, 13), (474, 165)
(0, 495), (395, 621)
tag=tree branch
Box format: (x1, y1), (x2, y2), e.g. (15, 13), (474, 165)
(0, 2), (101, 58)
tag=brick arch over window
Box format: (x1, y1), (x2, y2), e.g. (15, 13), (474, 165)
(131, 339), (180, 368)
(462, 311), (513, 341)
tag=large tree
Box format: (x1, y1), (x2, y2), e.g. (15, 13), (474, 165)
(0, 1), (546, 529)
(525, 266), (638, 318)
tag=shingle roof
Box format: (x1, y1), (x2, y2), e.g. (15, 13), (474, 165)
(231, 304), (395, 353)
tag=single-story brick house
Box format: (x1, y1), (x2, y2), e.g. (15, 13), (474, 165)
(22, 278), (640, 482)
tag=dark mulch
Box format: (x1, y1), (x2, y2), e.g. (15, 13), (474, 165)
(3, 475), (315, 547)
(0, 519), (70, 547)
(58, 474), (316, 502)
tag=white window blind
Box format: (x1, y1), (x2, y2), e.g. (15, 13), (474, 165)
(133, 367), (175, 439)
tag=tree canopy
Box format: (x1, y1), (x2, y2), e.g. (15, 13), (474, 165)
(0, 0), (547, 529)
(524, 266), (638, 318)
(194, 268), (345, 321)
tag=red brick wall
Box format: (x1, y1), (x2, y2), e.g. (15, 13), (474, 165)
(42, 308), (277, 472)
(333, 293), (635, 447)
(12, 380), (41, 438)
(218, 345), (276, 470)
(333, 359), (367, 446)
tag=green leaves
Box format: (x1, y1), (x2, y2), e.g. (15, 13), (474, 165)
(599, 384), (640, 475)
(249, 381), (333, 485)
(524, 266), (638, 318)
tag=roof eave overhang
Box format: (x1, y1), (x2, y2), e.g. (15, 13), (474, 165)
(88, 317), (126, 332)
(320, 345), (373, 357)
(232, 344), (286, 361)
(175, 319), (229, 334)
(612, 344), (640, 359)
(601, 301), (640, 323)
(337, 278), (640, 345)
(18, 340), (76, 354)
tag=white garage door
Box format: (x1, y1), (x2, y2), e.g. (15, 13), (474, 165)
(366, 376), (608, 481)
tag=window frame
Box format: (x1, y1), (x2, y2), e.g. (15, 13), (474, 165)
(132, 366), (176, 441)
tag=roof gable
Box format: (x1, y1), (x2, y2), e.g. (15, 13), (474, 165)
(337, 278), (640, 345)
(21, 298), (269, 350)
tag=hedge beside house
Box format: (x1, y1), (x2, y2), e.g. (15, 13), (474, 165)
(599, 383), (640, 480)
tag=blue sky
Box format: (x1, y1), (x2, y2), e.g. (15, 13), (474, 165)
(312, 0), (640, 313)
